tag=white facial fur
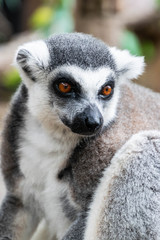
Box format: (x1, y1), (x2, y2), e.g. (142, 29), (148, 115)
(21, 64), (119, 135)
(47, 65), (120, 128)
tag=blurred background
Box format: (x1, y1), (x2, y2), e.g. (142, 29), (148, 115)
(0, 0), (160, 221)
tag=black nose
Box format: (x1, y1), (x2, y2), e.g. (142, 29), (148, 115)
(85, 112), (102, 132)
(71, 106), (103, 135)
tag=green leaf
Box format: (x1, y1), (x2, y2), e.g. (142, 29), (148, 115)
(60, 0), (75, 9)
(156, 0), (160, 8)
(2, 68), (21, 90)
(120, 30), (142, 56)
(141, 40), (155, 61)
(29, 6), (53, 30)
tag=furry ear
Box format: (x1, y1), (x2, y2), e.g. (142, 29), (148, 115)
(110, 47), (145, 80)
(15, 40), (50, 83)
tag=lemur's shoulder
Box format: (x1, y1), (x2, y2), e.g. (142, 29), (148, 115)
(119, 81), (160, 128)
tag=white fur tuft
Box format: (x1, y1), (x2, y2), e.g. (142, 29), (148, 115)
(110, 47), (145, 80)
(15, 40), (50, 68)
(14, 40), (50, 87)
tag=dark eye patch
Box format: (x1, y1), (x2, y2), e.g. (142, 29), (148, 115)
(51, 72), (81, 98)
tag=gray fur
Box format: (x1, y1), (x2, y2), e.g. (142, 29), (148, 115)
(0, 194), (22, 240)
(60, 195), (79, 222)
(62, 213), (86, 240)
(1, 84), (28, 190)
(0, 33), (160, 239)
(46, 33), (116, 71)
(16, 49), (37, 81)
(87, 131), (160, 240)
(0, 193), (40, 240)
(64, 131), (160, 240)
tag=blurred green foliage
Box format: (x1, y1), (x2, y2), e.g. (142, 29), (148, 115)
(121, 30), (156, 61)
(1, 68), (21, 91)
(141, 40), (155, 60)
(29, 0), (74, 35)
(121, 30), (142, 56)
(156, 0), (160, 8)
(29, 6), (53, 30)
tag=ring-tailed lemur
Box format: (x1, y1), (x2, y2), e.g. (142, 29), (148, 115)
(0, 33), (160, 240)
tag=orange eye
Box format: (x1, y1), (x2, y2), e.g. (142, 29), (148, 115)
(101, 85), (112, 96)
(58, 82), (72, 93)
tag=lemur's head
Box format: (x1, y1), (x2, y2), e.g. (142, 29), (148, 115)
(15, 33), (145, 136)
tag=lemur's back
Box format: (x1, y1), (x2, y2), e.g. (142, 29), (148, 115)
(64, 81), (160, 209)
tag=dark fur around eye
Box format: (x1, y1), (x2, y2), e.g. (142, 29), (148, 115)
(50, 72), (81, 98)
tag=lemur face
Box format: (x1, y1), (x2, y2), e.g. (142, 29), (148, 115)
(15, 33), (144, 136)
(47, 65), (118, 136)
